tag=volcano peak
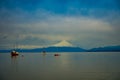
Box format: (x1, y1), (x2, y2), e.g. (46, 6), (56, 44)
(53, 40), (73, 47)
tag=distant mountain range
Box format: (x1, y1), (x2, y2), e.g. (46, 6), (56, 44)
(0, 45), (120, 53)
(87, 45), (120, 52)
(19, 47), (86, 52)
(0, 40), (120, 53)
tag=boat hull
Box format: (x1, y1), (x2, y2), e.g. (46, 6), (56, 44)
(11, 51), (19, 56)
(54, 54), (60, 56)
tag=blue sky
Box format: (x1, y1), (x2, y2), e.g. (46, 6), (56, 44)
(0, 0), (120, 49)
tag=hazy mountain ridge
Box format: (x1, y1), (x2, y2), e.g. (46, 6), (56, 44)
(87, 45), (120, 52)
(1, 46), (85, 53)
(0, 45), (120, 53)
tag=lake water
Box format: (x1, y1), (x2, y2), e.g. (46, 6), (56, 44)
(0, 52), (120, 80)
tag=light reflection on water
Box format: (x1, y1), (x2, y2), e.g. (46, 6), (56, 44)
(0, 52), (120, 80)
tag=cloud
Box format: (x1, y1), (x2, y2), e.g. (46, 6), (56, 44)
(0, 6), (120, 49)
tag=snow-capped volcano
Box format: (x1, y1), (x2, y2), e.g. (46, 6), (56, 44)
(52, 40), (73, 47)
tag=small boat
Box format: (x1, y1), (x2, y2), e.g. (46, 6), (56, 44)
(11, 35), (19, 56)
(42, 51), (46, 56)
(11, 50), (19, 56)
(42, 50), (46, 53)
(54, 54), (60, 56)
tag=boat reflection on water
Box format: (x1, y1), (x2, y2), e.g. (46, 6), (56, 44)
(11, 54), (18, 58)
(11, 53), (19, 72)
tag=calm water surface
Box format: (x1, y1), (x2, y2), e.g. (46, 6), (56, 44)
(0, 52), (120, 80)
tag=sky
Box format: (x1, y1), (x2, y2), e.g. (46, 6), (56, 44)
(0, 0), (120, 49)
